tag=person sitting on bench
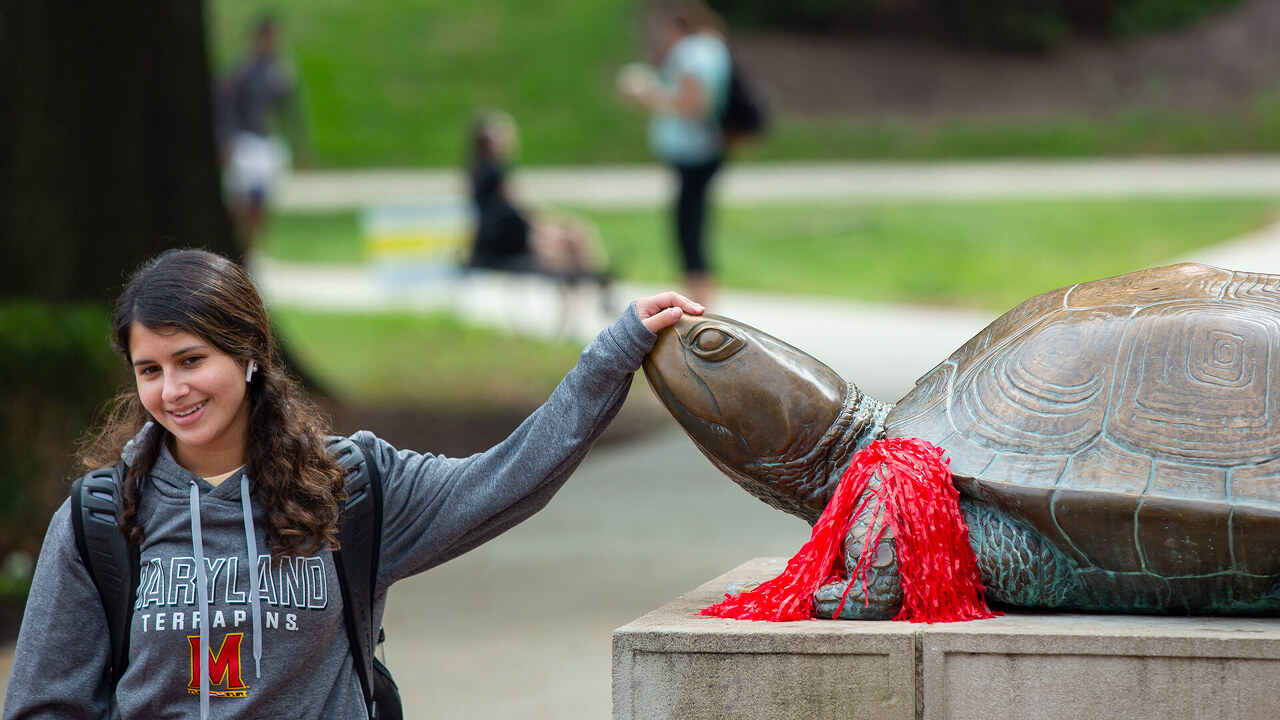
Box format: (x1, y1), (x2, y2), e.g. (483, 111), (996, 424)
(466, 111), (611, 292)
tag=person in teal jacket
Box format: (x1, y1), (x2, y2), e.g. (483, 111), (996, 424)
(620, 0), (731, 306)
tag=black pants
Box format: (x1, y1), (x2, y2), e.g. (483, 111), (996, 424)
(673, 157), (723, 275)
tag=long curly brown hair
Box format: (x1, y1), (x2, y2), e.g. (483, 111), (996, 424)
(79, 249), (347, 557)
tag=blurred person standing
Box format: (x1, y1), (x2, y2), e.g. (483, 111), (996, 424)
(619, 0), (731, 307)
(217, 15), (302, 253)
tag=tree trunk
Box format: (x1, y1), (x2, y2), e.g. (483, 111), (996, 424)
(0, 0), (238, 304)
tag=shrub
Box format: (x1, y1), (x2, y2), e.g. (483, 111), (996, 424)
(706, 0), (883, 31)
(1107, 0), (1245, 37)
(712, 0), (1246, 52)
(0, 302), (126, 585)
(930, 0), (1068, 52)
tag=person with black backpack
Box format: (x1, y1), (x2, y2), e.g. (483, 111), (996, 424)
(619, 0), (736, 307)
(2, 248), (701, 719)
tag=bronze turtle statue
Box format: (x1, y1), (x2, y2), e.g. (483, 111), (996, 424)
(643, 263), (1280, 618)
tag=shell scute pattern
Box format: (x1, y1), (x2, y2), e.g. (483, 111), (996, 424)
(1106, 301), (1280, 465)
(1231, 505), (1280, 575)
(975, 451), (1067, 488)
(1231, 459), (1280, 507)
(1135, 495), (1231, 577)
(885, 263), (1280, 585)
(1224, 270), (1280, 309)
(1057, 438), (1150, 493)
(948, 307), (1125, 459)
(943, 285), (1071, 388)
(1063, 262), (1232, 309)
(1051, 487), (1142, 570)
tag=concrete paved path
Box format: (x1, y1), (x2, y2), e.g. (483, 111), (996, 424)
(279, 156), (1280, 210)
(1181, 218), (1280, 276)
(380, 426), (809, 718)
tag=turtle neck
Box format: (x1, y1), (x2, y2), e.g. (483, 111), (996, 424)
(743, 383), (892, 524)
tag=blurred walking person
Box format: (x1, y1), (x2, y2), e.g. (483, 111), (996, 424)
(217, 15), (303, 253)
(619, 0), (731, 307)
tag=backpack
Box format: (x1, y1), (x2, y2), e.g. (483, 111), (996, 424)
(70, 435), (402, 719)
(720, 60), (767, 142)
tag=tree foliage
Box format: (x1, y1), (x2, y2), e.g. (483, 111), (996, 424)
(0, 304), (126, 561)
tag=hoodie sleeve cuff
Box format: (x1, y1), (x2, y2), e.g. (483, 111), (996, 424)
(598, 302), (658, 370)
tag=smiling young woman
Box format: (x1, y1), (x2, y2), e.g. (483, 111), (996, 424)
(128, 327), (254, 480)
(4, 248), (701, 719)
(82, 249), (349, 558)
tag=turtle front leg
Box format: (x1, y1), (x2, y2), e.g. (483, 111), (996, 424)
(812, 504), (903, 620)
(812, 493), (1084, 619)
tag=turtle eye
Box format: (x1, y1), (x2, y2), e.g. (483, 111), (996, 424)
(689, 326), (745, 362)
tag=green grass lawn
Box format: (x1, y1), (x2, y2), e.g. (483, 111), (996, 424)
(209, 0), (1280, 166)
(739, 101), (1280, 163)
(273, 308), (587, 410)
(210, 0), (647, 166)
(261, 211), (362, 264)
(261, 197), (1280, 311)
(595, 197), (1280, 309)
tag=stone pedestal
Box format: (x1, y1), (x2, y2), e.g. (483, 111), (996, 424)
(612, 558), (1280, 720)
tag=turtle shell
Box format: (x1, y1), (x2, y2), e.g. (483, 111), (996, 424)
(885, 263), (1280, 611)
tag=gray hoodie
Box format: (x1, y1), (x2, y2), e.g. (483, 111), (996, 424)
(4, 305), (656, 719)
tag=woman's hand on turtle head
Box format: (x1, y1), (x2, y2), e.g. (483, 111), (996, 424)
(636, 292), (705, 333)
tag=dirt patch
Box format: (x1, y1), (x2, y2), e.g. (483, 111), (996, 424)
(735, 0), (1280, 120)
(318, 384), (670, 459)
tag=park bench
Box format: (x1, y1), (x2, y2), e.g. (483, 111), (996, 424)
(362, 199), (612, 337)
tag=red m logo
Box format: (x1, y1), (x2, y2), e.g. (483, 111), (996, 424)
(187, 633), (249, 694)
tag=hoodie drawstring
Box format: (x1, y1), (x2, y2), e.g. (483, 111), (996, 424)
(241, 473), (263, 678)
(189, 473), (264, 720)
(188, 481), (211, 720)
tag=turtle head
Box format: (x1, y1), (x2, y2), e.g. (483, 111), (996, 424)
(644, 313), (884, 522)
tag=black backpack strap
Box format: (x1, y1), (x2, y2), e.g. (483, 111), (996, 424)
(328, 435), (384, 718)
(70, 462), (139, 690)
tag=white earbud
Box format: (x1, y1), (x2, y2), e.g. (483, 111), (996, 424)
(245, 360), (258, 382)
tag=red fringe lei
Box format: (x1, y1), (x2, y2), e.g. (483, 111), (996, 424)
(701, 437), (996, 623)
